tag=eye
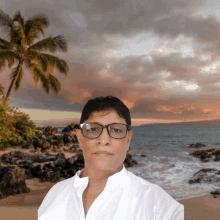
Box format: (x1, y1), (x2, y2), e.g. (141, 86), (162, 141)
(113, 128), (121, 132)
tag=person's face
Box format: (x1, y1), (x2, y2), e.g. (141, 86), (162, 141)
(76, 110), (133, 172)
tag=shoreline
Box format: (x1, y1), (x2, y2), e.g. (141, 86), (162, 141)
(0, 178), (219, 220)
(1, 144), (220, 219)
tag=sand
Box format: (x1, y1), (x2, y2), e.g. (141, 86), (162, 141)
(0, 177), (219, 220)
(0, 147), (77, 219)
(1, 147), (220, 219)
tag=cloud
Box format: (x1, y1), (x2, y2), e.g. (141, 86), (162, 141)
(1, 0), (220, 123)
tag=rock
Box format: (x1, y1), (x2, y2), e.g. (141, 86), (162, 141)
(140, 154), (147, 157)
(124, 153), (138, 168)
(210, 189), (220, 198)
(54, 157), (67, 167)
(62, 124), (79, 133)
(189, 148), (218, 162)
(44, 126), (53, 133)
(214, 155), (220, 161)
(63, 133), (73, 144)
(0, 124), (138, 186)
(189, 168), (220, 184)
(0, 166), (30, 199)
(22, 142), (32, 149)
(212, 150), (220, 156)
(32, 137), (41, 149)
(36, 130), (43, 135)
(51, 127), (58, 135)
(189, 142), (205, 148)
(58, 140), (65, 147)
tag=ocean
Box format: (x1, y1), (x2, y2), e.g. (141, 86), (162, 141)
(57, 125), (220, 201)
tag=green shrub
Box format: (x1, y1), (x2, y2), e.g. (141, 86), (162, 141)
(0, 97), (36, 150)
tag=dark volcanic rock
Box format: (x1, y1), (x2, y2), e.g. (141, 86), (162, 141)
(189, 168), (220, 184)
(0, 124), (138, 194)
(62, 123), (79, 133)
(124, 153), (138, 167)
(210, 189), (220, 198)
(22, 142), (32, 149)
(189, 148), (219, 162)
(63, 133), (74, 144)
(189, 142), (205, 148)
(0, 166), (30, 199)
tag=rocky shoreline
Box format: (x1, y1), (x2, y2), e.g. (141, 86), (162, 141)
(0, 124), (137, 200)
(0, 125), (220, 200)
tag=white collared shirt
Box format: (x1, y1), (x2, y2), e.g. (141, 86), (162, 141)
(38, 164), (184, 220)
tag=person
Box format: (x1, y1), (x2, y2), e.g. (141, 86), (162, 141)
(38, 96), (184, 220)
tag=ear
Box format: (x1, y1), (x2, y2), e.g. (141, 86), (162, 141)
(127, 130), (133, 144)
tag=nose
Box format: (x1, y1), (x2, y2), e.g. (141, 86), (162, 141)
(98, 126), (111, 143)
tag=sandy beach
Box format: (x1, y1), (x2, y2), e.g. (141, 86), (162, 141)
(0, 177), (219, 220)
(1, 147), (220, 219)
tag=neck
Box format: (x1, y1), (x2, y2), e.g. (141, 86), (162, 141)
(80, 164), (123, 189)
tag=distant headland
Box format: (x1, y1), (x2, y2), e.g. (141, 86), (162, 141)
(138, 118), (220, 127)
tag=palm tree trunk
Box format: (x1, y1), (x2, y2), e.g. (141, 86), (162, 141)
(2, 62), (23, 106)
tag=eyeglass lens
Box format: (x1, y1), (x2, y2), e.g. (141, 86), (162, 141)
(82, 123), (127, 139)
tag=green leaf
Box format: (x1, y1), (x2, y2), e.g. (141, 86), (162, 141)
(25, 14), (49, 45)
(0, 9), (13, 34)
(48, 74), (61, 94)
(29, 35), (67, 52)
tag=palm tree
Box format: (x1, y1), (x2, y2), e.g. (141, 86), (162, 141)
(0, 9), (68, 106)
(0, 83), (5, 96)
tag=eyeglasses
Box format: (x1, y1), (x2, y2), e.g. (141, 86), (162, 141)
(79, 122), (130, 139)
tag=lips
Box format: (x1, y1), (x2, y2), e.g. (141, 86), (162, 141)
(95, 151), (112, 155)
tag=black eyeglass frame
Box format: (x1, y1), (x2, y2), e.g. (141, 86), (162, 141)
(79, 122), (131, 139)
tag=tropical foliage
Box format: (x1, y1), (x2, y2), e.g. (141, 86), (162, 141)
(0, 9), (68, 105)
(0, 97), (36, 150)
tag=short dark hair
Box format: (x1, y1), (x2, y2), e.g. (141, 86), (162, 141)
(80, 96), (131, 130)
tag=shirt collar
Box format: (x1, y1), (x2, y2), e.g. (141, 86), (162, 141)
(74, 164), (128, 191)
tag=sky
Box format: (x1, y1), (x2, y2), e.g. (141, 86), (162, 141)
(1, 0), (220, 126)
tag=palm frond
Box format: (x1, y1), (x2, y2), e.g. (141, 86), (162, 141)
(38, 53), (68, 74)
(25, 14), (49, 45)
(8, 56), (15, 68)
(13, 11), (25, 29)
(14, 68), (23, 93)
(0, 45), (9, 50)
(25, 60), (50, 93)
(0, 83), (5, 96)
(0, 50), (18, 70)
(10, 24), (26, 46)
(0, 9), (13, 34)
(25, 60), (40, 86)
(28, 35), (67, 52)
(0, 50), (19, 60)
(37, 70), (50, 94)
(48, 74), (61, 94)
(0, 38), (10, 49)
(10, 67), (18, 80)
(27, 50), (49, 71)
(0, 58), (6, 70)
(32, 69), (41, 87)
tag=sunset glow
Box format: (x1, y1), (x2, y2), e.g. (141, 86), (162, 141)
(1, 1), (220, 126)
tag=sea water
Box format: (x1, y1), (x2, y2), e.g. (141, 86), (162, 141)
(57, 125), (220, 200)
